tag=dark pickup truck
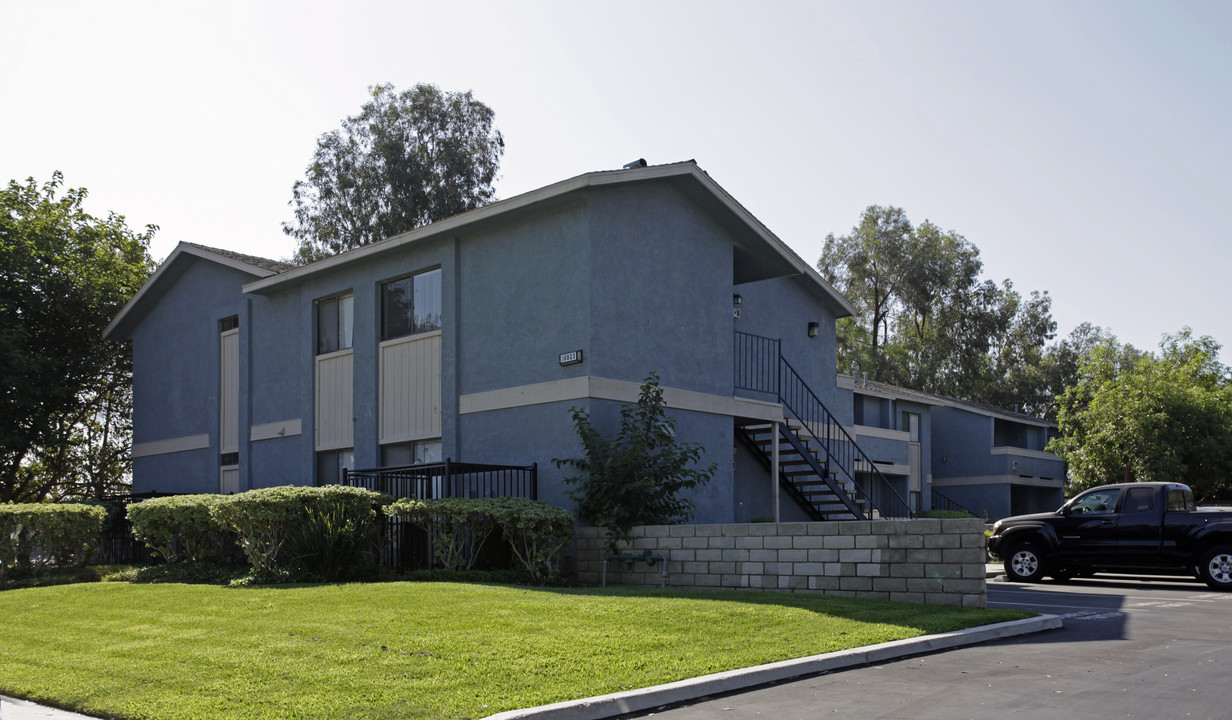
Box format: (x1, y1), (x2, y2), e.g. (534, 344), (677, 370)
(987, 482), (1232, 590)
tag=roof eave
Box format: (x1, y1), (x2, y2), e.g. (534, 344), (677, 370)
(103, 243), (279, 340)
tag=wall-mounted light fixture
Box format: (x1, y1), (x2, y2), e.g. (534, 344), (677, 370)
(807, 321), (819, 338)
(732, 293), (743, 306)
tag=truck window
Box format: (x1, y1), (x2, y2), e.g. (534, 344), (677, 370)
(1070, 489), (1120, 515)
(1125, 487), (1155, 513)
(1168, 488), (1196, 512)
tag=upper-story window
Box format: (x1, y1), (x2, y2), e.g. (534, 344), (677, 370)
(316, 293), (354, 355)
(381, 268), (441, 340)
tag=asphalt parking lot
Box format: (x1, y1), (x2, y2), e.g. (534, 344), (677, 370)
(637, 573), (1232, 720)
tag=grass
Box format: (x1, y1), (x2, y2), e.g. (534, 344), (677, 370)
(0, 581), (1030, 720)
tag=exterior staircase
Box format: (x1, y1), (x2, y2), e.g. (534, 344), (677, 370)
(734, 331), (912, 521)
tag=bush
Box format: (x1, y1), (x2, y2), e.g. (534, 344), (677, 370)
(127, 495), (235, 563)
(387, 497), (574, 581)
(285, 499), (382, 582)
(0, 504), (107, 576)
(212, 486), (391, 575)
(554, 373), (715, 554)
(916, 509), (976, 519)
(388, 498), (497, 572)
(487, 498), (574, 583)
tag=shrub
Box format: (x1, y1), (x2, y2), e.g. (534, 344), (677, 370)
(0, 504), (107, 576)
(554, 373), (715, 554)
(127, 495), (235, 563)
(212, 486), (391, 575)
(285, 499), (382, 582)
(916, 509), (976, 519)
(488, 498), (574, 583)
(388, 498), (496, 571)
(387, 497), (575, 581)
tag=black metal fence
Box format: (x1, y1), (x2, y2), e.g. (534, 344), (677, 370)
(94, 492), (173, 566)
(342, 460), (537, 501)
(931, 488), (976, 516)
(341, 460), (538, 570)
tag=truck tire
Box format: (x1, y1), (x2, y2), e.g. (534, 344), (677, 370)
(1004, 542), (1048, 583)
(1198, 546), (1232, 591)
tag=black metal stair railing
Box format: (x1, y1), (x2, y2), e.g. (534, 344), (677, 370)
(735, 331), (913, 520)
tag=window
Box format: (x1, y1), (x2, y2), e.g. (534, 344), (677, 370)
(381, 268), (441, 340)
(316, 294), (354, 355)
(1125, 487), (1155, 513)
(1069, 489), (1119, 515)
(316, 449), (354, 486)
(901, 412), (920, 442)
(381, 439), (443, 467)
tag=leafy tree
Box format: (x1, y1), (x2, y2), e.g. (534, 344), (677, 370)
(819, 205), (1058, 414)
(0, 173), (154, 502)
(1048, 329), (1232, 502)
(285, 82), (505, 263)
(554, 374), (716, 553)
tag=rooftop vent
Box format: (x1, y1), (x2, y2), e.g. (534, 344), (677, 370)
(623, 158), (648, 169)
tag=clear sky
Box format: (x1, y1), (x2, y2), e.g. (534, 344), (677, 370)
(3, 1), (1229, 355)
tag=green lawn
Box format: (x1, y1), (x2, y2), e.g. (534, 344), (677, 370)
(0, 582), (1029, 720)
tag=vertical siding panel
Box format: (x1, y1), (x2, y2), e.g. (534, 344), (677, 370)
(315, 350), (354, 450)
(220, 329), (239, 454)
(378, 332), (442, 445)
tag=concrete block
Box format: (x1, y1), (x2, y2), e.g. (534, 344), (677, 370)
(907, 577), (945, 593)
(825, 535), (855, 549)
(778, 522), (809, 535)
(906, 548), (942, 564)
(763, 535), (793, 549)
(694, 574), (720, 587)
(838, 522), (869, 535)
(808, 575), (840, 590)
(792, 535), (826, 549)
(736, 536), (764, 549)
(872, 577), (907, 593)
(764, 562), (793, 575)
(807, 522), (841, 536)
(855, 563), (883, 577)
(739, 562), (764, 575)
(839, 548), (872, 563)
(910, 518), (942, 534)
(682, 561), (709, 574)
(749, 549), (778, 563)
(682, 537), (709, 549)
(708, 536), (735, 549)
(924, 563), (962, 580)
(642, 525), (670, 538)
(749, 523), (778, 536)
(632, 537), (659, 549)
(890, 562), (924, 578)
(722, 549), (751, 563)
(890, 591), (926, 604)
(778, 549), (807, 562)
(721, 574), (750, 588)
(924, 534), (962, 549)
(696, 549), (722, 562)
(839, 576), (872, 591)
(806, 548), (839, 563)
(668, 525), (696, 537)
(925, 593), (963, 608)
(671, 549), (695, 563)
(943, 547), (987, 564)
(779, 575), (807, 590)
(889, 534), (924, 549)
(710, 561), (736, 574)
(856, 534), (888, 549)
(667, 574), (695, 587)
(793, 562), (826, 575)
(962, 593), (988, 609)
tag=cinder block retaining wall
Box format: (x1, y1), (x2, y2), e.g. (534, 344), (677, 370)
(576, 518), (988, 608)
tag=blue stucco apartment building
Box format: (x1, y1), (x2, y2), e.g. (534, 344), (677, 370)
(104, 161), (1063, 523)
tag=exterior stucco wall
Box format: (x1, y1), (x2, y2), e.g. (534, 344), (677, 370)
(129, 258), (258, 494)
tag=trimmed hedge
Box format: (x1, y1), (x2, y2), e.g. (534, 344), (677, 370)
(0, 504), (107, 576)
(211, 486), (392, 575)
(388, 497), (574, 581)
(127, 495), (235, 563)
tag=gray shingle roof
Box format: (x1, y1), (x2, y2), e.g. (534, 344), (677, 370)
(180, 242), (295, 274)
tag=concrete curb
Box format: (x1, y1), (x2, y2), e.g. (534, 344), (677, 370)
(0, 694), (99, 719)
(485, 614), (1063, 720)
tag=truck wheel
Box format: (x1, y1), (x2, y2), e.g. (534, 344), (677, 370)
(1199, 546), (1232, 591)
(1004, 542), (1048, 583)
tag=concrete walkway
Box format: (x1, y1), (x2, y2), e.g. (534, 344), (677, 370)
(0, 695), (99, 720)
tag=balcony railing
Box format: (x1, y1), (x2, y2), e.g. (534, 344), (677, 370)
(341, 459), (537, 501)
